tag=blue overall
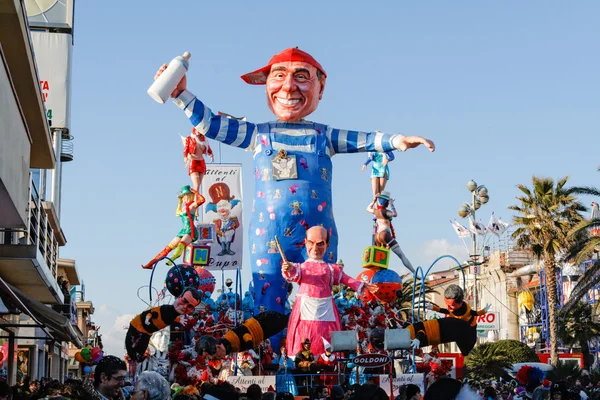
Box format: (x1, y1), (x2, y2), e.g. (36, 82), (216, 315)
(251, 122), (337, 319)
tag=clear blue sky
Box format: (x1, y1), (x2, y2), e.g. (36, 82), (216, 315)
(58, 1), (599, 357)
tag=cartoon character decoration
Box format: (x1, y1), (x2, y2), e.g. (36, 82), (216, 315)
(361, 150), (395, 198)
(142, 186), (205, 269)
(153, 47), (435, 349)
(367, 191), (414, 273)
(404, 284), (490, 355)
(205, 183), (240, 256)
(165, 264), (200, 297)
(181, 127), (214, 192)
(125, 288), (201, 362)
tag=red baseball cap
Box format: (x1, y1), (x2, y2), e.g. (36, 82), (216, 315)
(241, 47), (327, 85)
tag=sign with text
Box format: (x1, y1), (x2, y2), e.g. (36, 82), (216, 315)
(30, 32), (72, 129)
(425, 310), (499, 331)
(379, 374), (425, 397)
(227, 375), (275, 393)
(476, 312), (499, 330)
(200, 164), (243, 270)
(353, 353), (390, 368)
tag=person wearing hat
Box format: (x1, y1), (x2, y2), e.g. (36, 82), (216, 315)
(153, 47), (435, 343)
(317, 338), (336, 387)
(142, 185), (205, 269)
(294, 338), (317, 395)
(205, 182), (241, 256)
(367, 190), (414, 272)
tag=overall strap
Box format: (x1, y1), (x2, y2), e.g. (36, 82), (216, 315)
(257, 123), (274, 155)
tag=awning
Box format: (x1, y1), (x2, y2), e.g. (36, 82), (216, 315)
(0, 277), (83, 347)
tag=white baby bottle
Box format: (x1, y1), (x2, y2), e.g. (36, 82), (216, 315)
(148, 51), (191, 104)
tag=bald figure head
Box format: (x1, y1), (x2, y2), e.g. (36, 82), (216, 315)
(306, 226), (329, 260)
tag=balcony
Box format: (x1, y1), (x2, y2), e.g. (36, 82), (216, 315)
(0, 175), (63, 304)
(0, 0), (55, 168)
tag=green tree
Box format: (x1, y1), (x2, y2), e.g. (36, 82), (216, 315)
(464, 342), (512, 380)
(558, 302), (600, 369)
(492, 339), (539, 364)
(562, 186), (600, 313)
(392, 273), (437, 321)
(509, 176), (586, 366)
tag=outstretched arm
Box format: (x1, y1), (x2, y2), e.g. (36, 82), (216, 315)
(174, 91), (258, 151)
(326, 128), (435, 155)
(154, 64), (259, 151)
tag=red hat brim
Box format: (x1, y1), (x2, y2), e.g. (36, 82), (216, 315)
(241, 47), (326, 85)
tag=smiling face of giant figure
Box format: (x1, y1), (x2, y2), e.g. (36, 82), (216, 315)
(266, 61), (325, 122)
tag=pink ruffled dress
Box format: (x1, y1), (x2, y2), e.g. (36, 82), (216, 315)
(283, 260), (364, 356)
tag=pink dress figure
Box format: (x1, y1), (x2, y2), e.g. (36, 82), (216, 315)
(281, 226), (377, 357)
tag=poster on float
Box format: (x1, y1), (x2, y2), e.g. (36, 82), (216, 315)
(200, 164), (243, 270)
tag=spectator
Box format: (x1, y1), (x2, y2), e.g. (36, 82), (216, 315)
(93, 355), (127, 399)
(246, 384), (262, 400)
(0, 382), (12, 400)
(130, 371), (170, 400)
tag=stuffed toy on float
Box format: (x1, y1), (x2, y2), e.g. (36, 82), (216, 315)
(148, 47), (435, 350)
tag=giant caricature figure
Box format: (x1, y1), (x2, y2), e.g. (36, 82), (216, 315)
(154, 48), (435, 344)
(281, 226), (378, 356)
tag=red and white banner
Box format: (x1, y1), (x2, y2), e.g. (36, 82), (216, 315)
(30, 32), (73, 129)
(200, 164), (243, 270)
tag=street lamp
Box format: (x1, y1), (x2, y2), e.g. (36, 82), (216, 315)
(457, 179), (490, 310)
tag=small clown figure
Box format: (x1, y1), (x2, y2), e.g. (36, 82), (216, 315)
(262, 169), (270, 181)
(274, 189), (282, 199)
(267, 240), (278, 254)
(290, 200), (303, 215)
(320, 168), (328, 181)
(311, 190), (318, 199)
(205, 183), (241, 256)
(367, 191), (414, 273)
(142, 186), (205, 269)
(182, 127), (214, 192)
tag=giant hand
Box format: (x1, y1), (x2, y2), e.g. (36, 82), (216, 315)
(154, 64), (187, 98)
(392, 135), (435, 152)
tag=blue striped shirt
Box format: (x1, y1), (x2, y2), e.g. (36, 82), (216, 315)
(173, 90), (403, 156)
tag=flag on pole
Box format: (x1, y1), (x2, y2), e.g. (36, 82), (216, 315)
(469, 217), (487, 236)
(496, 217), (510, 236)
(487, 213), (502, 236)
(450, 220), (471, 238)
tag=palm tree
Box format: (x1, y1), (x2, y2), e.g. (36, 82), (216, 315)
(558, 302), (600, 369)
(509, 176), (586, 366)
(464, 342), (512, 380)
(561, 187), (600, 313)
(392, 273), (438, 321)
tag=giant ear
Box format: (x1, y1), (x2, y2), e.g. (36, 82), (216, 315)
(318, 76), (327, 100)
